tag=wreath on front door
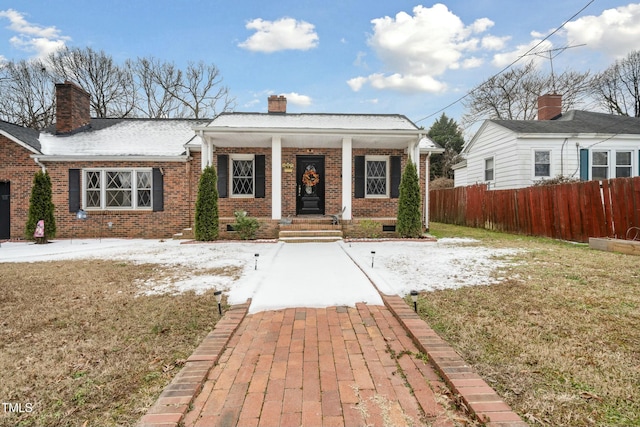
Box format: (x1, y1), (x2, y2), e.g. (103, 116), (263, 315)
(302, 169), (320, 187)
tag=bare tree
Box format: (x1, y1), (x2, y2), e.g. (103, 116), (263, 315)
(0, 59), (56, 130)
(592, 50), (640, 117)
(0, 47), (235, 127)
(47, 47), (136, 118)
(132, 57), (182, 118)
(149, 60), (235, 118)
(462, 60), (592, 127)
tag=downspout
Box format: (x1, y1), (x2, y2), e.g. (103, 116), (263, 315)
(424, 152), (431, 231)
(33, 157), (46, 172)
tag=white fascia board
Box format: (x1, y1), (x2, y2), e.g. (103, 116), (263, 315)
(31, 155), (189, 162)
(1, 130), (41, 154)
(193, 125), (422, 138)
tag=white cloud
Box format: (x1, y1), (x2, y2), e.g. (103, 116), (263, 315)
(280, 92), (312, 106)
(0, 9), (69, 59)
(481, 34), (510, 50)
(492, 39), (553, 68)
(238, 17), (319, 53)
(348, 4), (496, 93)
(564, 3), (640, 59)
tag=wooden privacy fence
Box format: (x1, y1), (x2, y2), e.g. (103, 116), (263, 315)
(429, 177), (640, 243)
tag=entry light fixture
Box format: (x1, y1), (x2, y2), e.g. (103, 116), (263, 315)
(410, 290), (419, 312)
(214, 290), (223, 315)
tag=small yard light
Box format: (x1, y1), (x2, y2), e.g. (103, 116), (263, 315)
(214, 290), (223, 315)
(410, 290), (419, 312)
(254, 253), (259, 270)
(371, 251), (376, 268)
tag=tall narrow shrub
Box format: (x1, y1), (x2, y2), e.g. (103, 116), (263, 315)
(396, 160), (422, 238)
(194, 165), (219, 241)
(25, 170), (56, 242)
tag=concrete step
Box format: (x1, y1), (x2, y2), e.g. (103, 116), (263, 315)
(279, 236), (343, 243)
(278, 229), (343, 243)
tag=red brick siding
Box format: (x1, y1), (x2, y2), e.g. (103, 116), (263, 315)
(352, 148), (407, 218)
(0, 136), (40, 239)
(44, 160), (194, 239)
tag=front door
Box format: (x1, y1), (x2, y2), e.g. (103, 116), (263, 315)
(0, 182), (10, 239)
(296, 156), (325, 215)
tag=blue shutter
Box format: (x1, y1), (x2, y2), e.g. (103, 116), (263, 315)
(579, 149), (589, 181)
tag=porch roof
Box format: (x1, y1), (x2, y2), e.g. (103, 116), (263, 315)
(192, 112), (442, 151)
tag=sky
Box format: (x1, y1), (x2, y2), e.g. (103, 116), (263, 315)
(1, 0), (639, 132)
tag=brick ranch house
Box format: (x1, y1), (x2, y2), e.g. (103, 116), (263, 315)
(0, 82), (442, 240)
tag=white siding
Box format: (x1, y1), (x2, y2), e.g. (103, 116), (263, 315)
(464, 123), (519, 189)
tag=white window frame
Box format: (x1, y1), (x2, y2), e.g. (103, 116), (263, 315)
(484, 157), (495, 182)
(365, 155), (390, 198)
(615, 150), (633, 178)
(533, 149), (551, 178)
(82, 168), (152, 210)
(230, 154), (255, 198)
(591, 150), (609, 180)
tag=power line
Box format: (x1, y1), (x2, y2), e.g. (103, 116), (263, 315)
(414, 0), (595, 125)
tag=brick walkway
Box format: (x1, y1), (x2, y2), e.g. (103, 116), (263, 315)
(182, 304), (467, 427)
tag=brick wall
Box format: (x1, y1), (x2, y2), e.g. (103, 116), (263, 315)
(0, 136), (40, 239)
(45, 159), (194, 239)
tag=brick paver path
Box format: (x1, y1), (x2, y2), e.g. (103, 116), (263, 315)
(182, 304), (470, 427)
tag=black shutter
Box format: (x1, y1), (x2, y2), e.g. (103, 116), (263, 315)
(217, 154), (228, 198)
(354, 156), (365, 199)
(68, 169), (80, 212)
(390, 156), (401, 198)
(255, 155), (266, 198)
(152, 168), (164, 211)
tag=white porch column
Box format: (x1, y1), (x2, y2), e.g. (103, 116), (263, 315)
(341, 137), (352, 220)
(271, 135), (282, 220)
(201, 138), (209, 169)
(408, 140), (420, 178)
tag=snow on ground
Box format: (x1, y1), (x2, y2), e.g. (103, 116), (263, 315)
(0, 237), (523, 310)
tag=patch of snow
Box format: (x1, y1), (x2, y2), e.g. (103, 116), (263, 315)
(0, 238), (523, 310)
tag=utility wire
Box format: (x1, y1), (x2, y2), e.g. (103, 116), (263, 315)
(414, 0), (595, 125)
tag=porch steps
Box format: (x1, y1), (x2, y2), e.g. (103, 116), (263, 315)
(173, 227), (194, 240)
(279, 216), (343, 243)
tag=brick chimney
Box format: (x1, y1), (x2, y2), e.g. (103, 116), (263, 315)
(268, 95), (287, 114)
(55, 81), (91, 134)
(537, 93), (562, 120)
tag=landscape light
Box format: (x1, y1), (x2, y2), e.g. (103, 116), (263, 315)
(371, 251), (376, 268)
(410, 290), (419, 312)
(255, 253), (259, 270)
(214, 290), (223, 315)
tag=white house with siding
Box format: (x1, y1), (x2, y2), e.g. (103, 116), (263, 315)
(454, 95), (640, 190)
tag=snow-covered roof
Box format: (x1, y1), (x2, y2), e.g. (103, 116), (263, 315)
(38, 118), (208, 157)
(204, 112), (419, 131)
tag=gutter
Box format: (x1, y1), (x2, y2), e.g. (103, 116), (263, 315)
(29, 154), (190, 162)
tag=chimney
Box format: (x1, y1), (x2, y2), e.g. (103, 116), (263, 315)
(268, 95), (287, 114)
(537, 93), (562, 120)
(55, 81), (91, 133)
